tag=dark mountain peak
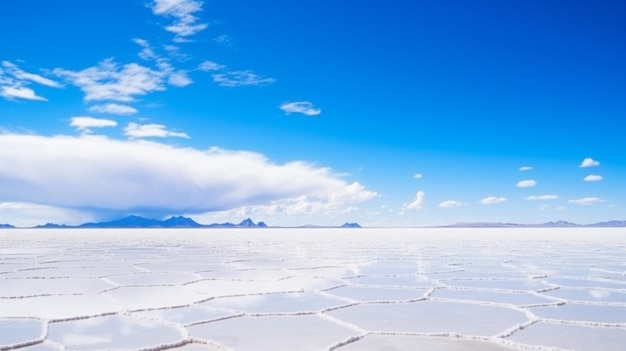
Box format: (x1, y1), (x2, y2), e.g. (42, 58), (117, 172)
(341, 222), (362, 228)
(257, 221), (268, 228)
(0, 223), (16, 228)
(238, 218), (257, 227)
(163, 216), (201, 227)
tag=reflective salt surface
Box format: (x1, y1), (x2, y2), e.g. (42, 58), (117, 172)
(1, 228), (625, 350)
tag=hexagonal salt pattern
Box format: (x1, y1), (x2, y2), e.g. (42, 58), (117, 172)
(1, 228), (625, 350)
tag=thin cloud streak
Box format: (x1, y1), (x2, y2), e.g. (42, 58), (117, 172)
(124, 122), (189, 139)
(280, 101), (321, 116)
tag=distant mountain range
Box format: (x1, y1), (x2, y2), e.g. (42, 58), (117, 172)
(0, 216), (363, 229)
(2, 217), (624, 229)
(441, 220), (626, 228)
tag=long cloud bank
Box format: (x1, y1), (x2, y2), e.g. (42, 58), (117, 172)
(0, 133), (376, 219)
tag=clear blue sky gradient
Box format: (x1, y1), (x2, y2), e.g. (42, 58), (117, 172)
(1, 0), (624, 226)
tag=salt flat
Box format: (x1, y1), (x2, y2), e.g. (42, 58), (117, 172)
(1, 228), (625, 350)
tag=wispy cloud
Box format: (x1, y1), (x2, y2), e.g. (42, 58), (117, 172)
(198, 60), (225, 72)
(439, 200), (464, 208)
(70, 117), (117, 133)
(214, 34), (232, 46)
(133, 38), (158, 60)
(1, 61), (62, 101)
(280, 101), (321, 116)
(404, 191), (425, 211)
(516, 179), (537, 188)
(54, 59), (167, 102)
(212, 70), (275, 87)
(583, 174), (603, 182)
(413, 173), (423, 179)
(524, 194), (559, 201)
(0, 133), (377, 219)
(479, 196), (506, 205)
(580, 157), (600, 168)
(150, 0), (208, 41)
(88, 103), (138, 115)
(519, 166), (533, 171)
(124, 122), (189, 139)
(2, 61), (62, 88)
(568, 197), (605, 205)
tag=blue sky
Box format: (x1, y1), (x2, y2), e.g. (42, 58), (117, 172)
(1, 0), (624, 227)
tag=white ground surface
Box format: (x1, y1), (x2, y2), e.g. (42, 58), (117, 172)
(0, 228), (625, 350)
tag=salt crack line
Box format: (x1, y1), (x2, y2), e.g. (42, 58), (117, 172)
(325, 333), (368, 351)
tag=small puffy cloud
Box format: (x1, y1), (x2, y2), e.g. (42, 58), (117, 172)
(69, 117), (117, 134)
(133, 38), (157, 60)
(479, 196), (506, 205)
(280, 101), (321, 116)
(439, 200), (464, 208)
(199, 60), (225, 72)
(583, 174), (603, 182)
(0, 133), (377, 219)
(124, 122), (189, 139)
(150, 0), (208, 40)
(519, 166), (533, 171)
(404, 191), (425, 211)
(54, 59), (166, 102)
(568, 197), (605, 205)
(168, 70), (193, 87)
(88, 103), (138, 115)
(212, 70), (275, 87)
(524, 194), (559, 201)
(516, 179), (537, 188)
(0, 86), (47, 101)
(413, 173), (423, 179)
(580, 158), (599, 168)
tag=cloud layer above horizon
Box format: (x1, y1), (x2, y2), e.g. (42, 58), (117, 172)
(0, 133), (376, 220)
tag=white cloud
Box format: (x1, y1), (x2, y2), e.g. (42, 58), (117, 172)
(0, 61), (62, 101)
(212, 70), (275, 87)
(580, 157), (600, 168)
(70, 117), (117, 133)
(404, 191), (425, 210)
(88, 103), (138, 115)
(583, 174), (603, 182)
(413, 173), (423, 179)
(0, 133), (377, 219)
(124, 123), (189, 139)
(214, 34), (232, 46)
(54, 59), (167, 102)
(568, 197), (605, 205)
(479, 196), (506, 205)
(516, 179), (536, 188)
(524, 194), (559, 201)
(150, 0), (208, 40)
(280, 101), (321, 116)
(198, 60), (225, 72)
(519, 166), (533, 171)
(133, 38), (158, 60)
(0, 86), (47, 101)
(2, 61), (62, 88)
(168, 70), (193, 87)
(439, 200), (464, 208)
